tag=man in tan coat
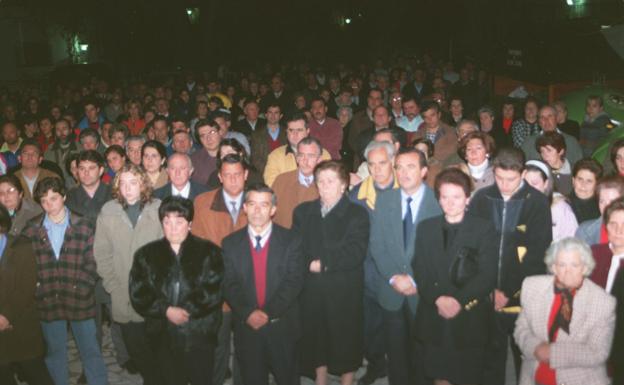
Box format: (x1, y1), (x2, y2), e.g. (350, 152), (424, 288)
(192, 154), (249, 246)
(272, 137), (322, 228)
(192, 153), (249, 385)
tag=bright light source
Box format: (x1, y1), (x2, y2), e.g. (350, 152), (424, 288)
(345, 18), (352, 24)
(566, 0), (574, 4)
(79, 44), (88, 52)
(186, 7), (200, 24)
(601, 25), (612, 29)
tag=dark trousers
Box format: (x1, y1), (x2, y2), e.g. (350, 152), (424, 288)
(213, 310), (229, 385)
(483, 312), (522, 385)
(234, 326), (298, 385)
(363, 293), (387, 377)
(0, 358), (54, 385)
(95, 300), (129, 365)
(383, 302), (427, 385)
(159, 339), (215, 385)
(120, 321), (163, 385)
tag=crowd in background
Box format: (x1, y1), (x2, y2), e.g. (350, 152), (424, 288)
(0, 56), (623, 385)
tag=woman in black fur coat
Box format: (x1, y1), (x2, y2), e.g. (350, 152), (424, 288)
(129, 196), (224, 385)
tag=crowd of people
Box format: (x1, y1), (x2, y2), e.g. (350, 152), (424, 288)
(0, 58), (623, 385)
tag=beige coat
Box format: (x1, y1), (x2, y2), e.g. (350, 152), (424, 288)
(514, 275), (616, 385)
(94, 199), (163, 323)
(15, 168), (61, 200)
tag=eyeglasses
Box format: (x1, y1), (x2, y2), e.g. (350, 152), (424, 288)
(0, 187), (18, 197)
(199, 129), (220, 137)
(391, 97), (402, 102)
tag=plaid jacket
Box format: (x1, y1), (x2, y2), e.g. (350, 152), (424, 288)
(24, 211), (98, 321)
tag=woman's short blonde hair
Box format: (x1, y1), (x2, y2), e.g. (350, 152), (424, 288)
(544, 237), (596, 276)
(111, 163), (153, 207)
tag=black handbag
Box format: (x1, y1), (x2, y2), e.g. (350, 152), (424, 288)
(449, 247), (479, 287)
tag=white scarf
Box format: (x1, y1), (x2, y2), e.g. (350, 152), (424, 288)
(468, 159), (489, 180)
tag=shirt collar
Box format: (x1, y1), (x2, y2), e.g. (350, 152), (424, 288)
(401, 183), (425, 202)
(172, 182), (191, 198)
(248, 222), (273, 248)
(222, 190), (243, 207)
(298, 170), (314, 187)
(43, 207), (70, 229)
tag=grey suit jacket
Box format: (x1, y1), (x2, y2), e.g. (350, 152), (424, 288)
(514, 275), (615, 385)
(575, 217), (601, 246)
(369, 185), (442, 313)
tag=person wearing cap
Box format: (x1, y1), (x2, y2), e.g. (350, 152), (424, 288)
(524, 160), (578, 241)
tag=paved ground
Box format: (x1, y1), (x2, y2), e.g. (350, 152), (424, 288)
(20, 324), (517, 385)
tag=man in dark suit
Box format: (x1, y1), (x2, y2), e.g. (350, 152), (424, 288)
(233, 100), (266, 140)
(222, 184), (305, 385)
(259, 75), (291, 114)
(369, 147), (442, 385)
(400, 68), (431, 103)
(154, 153), (208, 202)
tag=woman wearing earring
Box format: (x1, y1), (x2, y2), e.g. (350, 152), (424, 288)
(458, 131), (496, 194)
(293, 160), (370, 385)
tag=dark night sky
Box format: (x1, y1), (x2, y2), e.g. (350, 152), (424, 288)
(17, 0), (624, 81)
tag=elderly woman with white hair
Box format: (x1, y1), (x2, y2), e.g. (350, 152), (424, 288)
(514, 237), (616, 385)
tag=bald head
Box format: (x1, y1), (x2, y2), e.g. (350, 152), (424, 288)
(167, 153), (194, 190)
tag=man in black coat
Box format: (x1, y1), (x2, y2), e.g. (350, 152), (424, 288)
(260, 75), (291, 114)
(222, 184), (305, 385)
(65, 150), (111, 220)
(233, 100), (267, 140)
(468, 147), (552, 385)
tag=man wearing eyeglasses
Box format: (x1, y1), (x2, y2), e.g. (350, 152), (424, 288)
(263, 113), (331, 187)
(190, 118), (223, 186)
(389, 91), (404, 120)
